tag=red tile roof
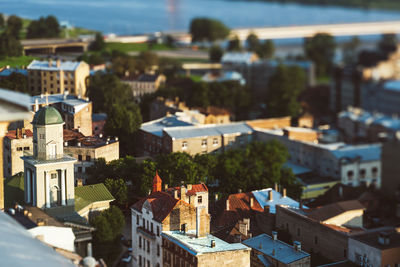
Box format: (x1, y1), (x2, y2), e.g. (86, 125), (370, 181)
(131, 191), (180, 223)
(215, 192), (263, 228)
(166, 183), (208, 197)
(5, 129), (33, 139)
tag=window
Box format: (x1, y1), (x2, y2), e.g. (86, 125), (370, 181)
(182, 141), (187, 150)
(347, 170), (354, 180)
(78, 155), (82, 161)
(147, 240), (150, 253)
(147, 260), (150, 267)
(198, 196), (202, 204)
(157, 226), (160, 237)
(139, 236), (142, 248)
(157, 244), (160, 256)
(86, 155), (91, 162)
(372, 167), (378, 174)
(213, 138), (218, 146)
(139, 255), (142, 267)
(24, 147), (30, 151)
(39, 134), (45, 139)
(17, 147), (22, 151)
(359, 169), (366, 178)
(143, 218), (145, 227)
(137, 215), (139, 225)
(51, 173), (57, 179)
(201, 139), (207, 147)
(151, 223), (153, 233)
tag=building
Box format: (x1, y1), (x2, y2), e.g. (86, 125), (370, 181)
(74, 183), (115, 219)
(348, 227), (400, 267)
(27, 59), (90, 97)
(31, 93), (93, 136)
(275, 203), (365, 261)
(3, 128), (33, 177)
(165, 183), (209, 213)
(202, 71), (246, 85)
(131, 173), (202, 267)
(243, 232), (310, 267)
(0, 88), (32, 209)
(255, 128), (382, 188)
(162, 229), (251, 267)
(22, 106), (77, 212)
(123, 73), (166, 98)
(162, 122), (253, 156)
(63, 129), (119, 185)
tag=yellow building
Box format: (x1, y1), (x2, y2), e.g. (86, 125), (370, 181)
(27, 59), (90, 97)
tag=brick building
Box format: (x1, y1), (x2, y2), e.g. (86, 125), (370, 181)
(63, 129), (119, 185)
(27, 59), (90, 97)
(3, 128), (33, 177)
(243, 232), (310, 267)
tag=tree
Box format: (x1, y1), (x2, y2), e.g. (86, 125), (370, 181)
(378, 34), (398, 59)
(227, 35), (242, 51)
(266, 65), (306, 117)
(257, 40), (275, 59)
(0, 72), (28, 93)
(44, 15), (60, 37)
(190, 18), (230, 42)
(0, 14), (4, 28)
(6, 15), (22, 39)
(246, 33), (260, 51)
(304, 33), (336, 77)
(342, 36), (361, 65)
(0, 32), (22, 58)
(27, 16), (60, 39)
(104, 178), (128, 206)
(158, 57), (182, 78)
(90, 32), (105, 51)
(91, 215), (113, 242)
(209, 45), (224, 62)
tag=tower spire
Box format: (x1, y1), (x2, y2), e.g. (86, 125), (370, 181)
(152, 171), (162, 193)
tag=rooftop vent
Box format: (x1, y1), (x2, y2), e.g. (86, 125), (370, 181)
(211, 240), (216, 248)
(272, 231), (278, 241)
(294, 241), (301, 252)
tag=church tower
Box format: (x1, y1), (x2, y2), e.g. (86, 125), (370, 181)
(23, 106), (76, 210)
(152, 171), (162, 193)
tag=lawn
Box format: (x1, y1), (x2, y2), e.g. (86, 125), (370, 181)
(0, 55), (38, 68)
(105, 42), (173, 53)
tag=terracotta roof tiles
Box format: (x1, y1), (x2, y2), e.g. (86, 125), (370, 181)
(5, 129), (33, 139)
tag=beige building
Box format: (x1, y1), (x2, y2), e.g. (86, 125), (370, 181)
(22, 106), (76, 211)
(123, 73), (166, 98)
(27, 59), (90, 97)
(63, 129), (119, 185)
(0, 89), (32, 210)
(165, 183), (209, 214)
(3, 128), (33, 177)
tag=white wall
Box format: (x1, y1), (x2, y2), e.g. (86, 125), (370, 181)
(348, 238), (381, 266)
(29, 226), (75, 252)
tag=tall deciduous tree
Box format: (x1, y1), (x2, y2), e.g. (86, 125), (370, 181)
(227, 35), (242, 51)
(0, 14), (4, 28)
(104, 178), (128, 206)
(6, 15), (22, 39)
(190, 18), (230, 42)
(257, 40), (275, 59)
(27, 16), (60, 39)
(209, 45), (224, 62)
(304, 33), (336, 77)
(246, 33), (260, 51)
(266, 65), (306, 118)
(378, 33), (398, 59)
(90, 32), (106, 51)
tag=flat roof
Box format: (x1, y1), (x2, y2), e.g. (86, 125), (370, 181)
(243, 234), (310, 264)
(140, 115), (196, 137)
(31, 94), (89, 108)
(0, 88), (32, 122)
(27, 60), (82, 71)
(252, 188), (305, 214)
(22, 155), (77, 166)
(284, 162), (312, 175)
(162, 230), (250, 256)
(351, 227), (400, 250)
(164, 122), (253, 140)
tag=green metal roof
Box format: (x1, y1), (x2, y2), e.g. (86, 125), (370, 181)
(75, 183), (114, 212)
(32, 106), (64, 125)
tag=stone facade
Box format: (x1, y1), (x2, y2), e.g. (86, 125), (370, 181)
(60, 101), (92, 136)
(3, 129), (33, 177)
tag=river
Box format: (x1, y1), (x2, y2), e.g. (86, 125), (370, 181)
(2, 0), (400, 35)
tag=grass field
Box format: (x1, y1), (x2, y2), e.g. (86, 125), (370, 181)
(105, 42), (173, 53)
(0, 55), (38, 68)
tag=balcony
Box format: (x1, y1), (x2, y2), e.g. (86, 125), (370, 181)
(137, 226), (156, 239)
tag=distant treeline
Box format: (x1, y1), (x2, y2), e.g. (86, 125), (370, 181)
(238, 0), (400, 10)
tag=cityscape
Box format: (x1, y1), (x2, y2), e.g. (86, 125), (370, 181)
(1, 0), (400, 266)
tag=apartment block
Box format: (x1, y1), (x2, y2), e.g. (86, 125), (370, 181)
(27, 59), (90, 97)
(3, 128), (33, 177)
(123, 73), (166, 98)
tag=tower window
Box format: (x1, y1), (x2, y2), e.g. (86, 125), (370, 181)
(51, 173), (57, 179)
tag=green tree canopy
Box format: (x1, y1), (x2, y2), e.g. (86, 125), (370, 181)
(26, 16), (60, 39)
(266, 65), (306, 118)
(90, 32), (105, 51)
(304, 33), (336, 77)
(190, 18), (230, 42)
(378, 33), (398, 59)
(246, 33), (260, 51)
(0, 72), (28, 93)
(256, 40), (275, 59)
(0, 14), (4, 28)
(227, 35), (242, 52)
(0, 32), (22, 58)
(209, 45), (224, 62)
(6, 15), (22, 39)
(104, 178), (128, 206)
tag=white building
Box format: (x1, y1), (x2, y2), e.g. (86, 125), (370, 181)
(255, 128), (382, 188)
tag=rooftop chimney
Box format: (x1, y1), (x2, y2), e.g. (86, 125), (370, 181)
(180, 186), (186, 200)
(187, 184), (192, 190)
(294, 241), (301, 252)
(196, 207), (207, 238)
(268, 190), (273, 202)
(226, 199), (230, 211)
(264, 205), (270, 214)
(164, 184), (168, 190)
(48, 59), (53, 67)
(211, 240), (216, 248)
(215, 193), (219, 201)
(239, 220), (248, 236)
(274, 183), (278, 192)
(35, 98), (39, 112)
(174, 190), (179, 199)
(56, 59), (61, 68)
(250, 197), (254, 208)
(283, 188), (287, 198)
(272, 231), (277, 241)
(379, 232), (390, 245)
(238, 188), (242, 193)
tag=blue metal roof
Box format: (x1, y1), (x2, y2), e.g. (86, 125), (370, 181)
(252, 188), (305, 214)
(0, 68), (28, 77)
(243, 234), (309, 264)
(330, 144), (381, 163)
(164, 122), (253, 140)
(27, 60), (82, 71)
(140, 115), (197, 137)
(162, 230), (250, 256)
(31, 94), (89, 107)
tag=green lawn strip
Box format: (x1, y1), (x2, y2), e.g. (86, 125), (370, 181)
(0, 55), (38, 68)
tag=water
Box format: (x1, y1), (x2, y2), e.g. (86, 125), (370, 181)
(2, 0), (400, 35)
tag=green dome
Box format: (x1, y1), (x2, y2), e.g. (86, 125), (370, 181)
(32, 106), (64, 125)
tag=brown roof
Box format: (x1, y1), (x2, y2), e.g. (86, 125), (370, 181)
(63, 129), (85, 141)
(5, 129), (33, 139)
(196, 106), (231, 116)
(131, 191), (180, 223)
(11, 206), (65, 229)
(214, 192), (263, 228)
(307, 200), (365, 222)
